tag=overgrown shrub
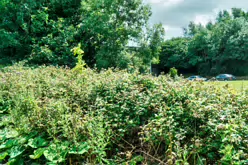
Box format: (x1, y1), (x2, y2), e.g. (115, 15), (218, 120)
(169, 67), (178, 79)
(0, 65), (247, 164)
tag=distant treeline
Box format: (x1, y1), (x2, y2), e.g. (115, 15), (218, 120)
(159, 8), (248, 76)
(1, 1), (247, 75)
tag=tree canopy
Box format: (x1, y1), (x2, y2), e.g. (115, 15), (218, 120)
(159, 8), (248, 76)
(0, 0), (162, 70)
(1, 2), (247, 76)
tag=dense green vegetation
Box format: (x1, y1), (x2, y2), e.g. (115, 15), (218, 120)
(0, 0), (164, 71)
(1, 1), (248, 164)
(0, 65), (247, 164)
(159, 8), (248, 76)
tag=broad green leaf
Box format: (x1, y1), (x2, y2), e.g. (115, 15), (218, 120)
(29, 148), (46, 159)
(69, 142), (90, 154)
(6, 130), (19, 139)
(9, 145), (25, 158)
(44, 143), (69, 163)
(0, 152), (8, 160)
(17, 132), (38, 144)
(28, 137), (48, 148)
(0, 130), (7, 141)
(0, 139), (18, 149)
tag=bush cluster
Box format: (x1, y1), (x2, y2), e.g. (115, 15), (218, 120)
(0, 65), (247, 164)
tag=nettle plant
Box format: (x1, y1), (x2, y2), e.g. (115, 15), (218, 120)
(71, 43), (86, 74)
(0, 64), (247, 164)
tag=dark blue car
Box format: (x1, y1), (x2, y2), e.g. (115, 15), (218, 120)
(216, 74), (236, 81)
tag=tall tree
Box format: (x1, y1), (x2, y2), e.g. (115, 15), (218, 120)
(231, 8), (245, 19)
(0, 0), (152, 69)
(159, 37), (190, 70)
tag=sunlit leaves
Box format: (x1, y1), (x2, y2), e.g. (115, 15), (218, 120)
(29, 148), (46, 159)
(43, 143), (69, 163)
(9, 145), (25, 158)
(0, 152), (8, 160)
(0, 139), (18, 149)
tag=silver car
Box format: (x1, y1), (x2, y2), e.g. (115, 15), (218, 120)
(187, 75), (207, 81)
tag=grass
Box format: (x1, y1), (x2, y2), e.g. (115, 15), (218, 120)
(216, 80), (248, 92)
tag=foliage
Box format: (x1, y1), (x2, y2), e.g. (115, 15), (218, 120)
(0, 0), (152, 69)
(169, 67), (178, 79)
(159, 37), (190, 70)
(71, 43), (86, 74)
(160, 8), (248, 76)
(0, 65), (247, 164)
(135, 23), (165, 72)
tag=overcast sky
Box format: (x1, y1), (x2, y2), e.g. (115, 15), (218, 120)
(144, 0), (248, 39)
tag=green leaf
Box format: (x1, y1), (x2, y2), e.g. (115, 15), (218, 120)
(9, 146), (25, 158)
(7, 157), (24, 165)
(28, 137), (48, 148)
(44, 143), (69, 163)
(0, 152), (8, 160)
(69, 142), (90, 154)
(18, 132), (38, 144)
(6, 130), (19, 139)
(29, 148), (46, 159)
(0, 139), (18, 149)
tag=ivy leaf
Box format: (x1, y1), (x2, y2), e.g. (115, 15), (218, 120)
(28, 137), (48, 148)
(0, 139), (18, 149)
(0, 152), (8, 160)
(9, 145), (26, 158)
(29, 148), (46, 159)
(69, 142), (90, 154)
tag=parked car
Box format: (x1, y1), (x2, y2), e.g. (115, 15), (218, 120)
(216, 74), (236, 81)
(187, 75), (207, 81)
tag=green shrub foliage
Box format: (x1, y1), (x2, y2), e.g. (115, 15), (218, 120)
(0, 65), (247, 164)
(169, 67), (178, 79)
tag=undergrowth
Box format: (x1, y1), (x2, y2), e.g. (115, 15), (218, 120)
(0, 64), (247, 164)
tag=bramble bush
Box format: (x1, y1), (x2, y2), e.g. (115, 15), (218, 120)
(0, 64), (247, 164)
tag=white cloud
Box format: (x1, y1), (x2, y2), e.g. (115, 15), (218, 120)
(164, 0), (184, 7)
(148, 0), (162, 4)
(193, 14), (214, 26)
(163, 25), (183, 39)
(146, 0), (184, 6)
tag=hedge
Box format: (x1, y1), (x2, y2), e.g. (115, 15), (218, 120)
(0, 65), (247, 164)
